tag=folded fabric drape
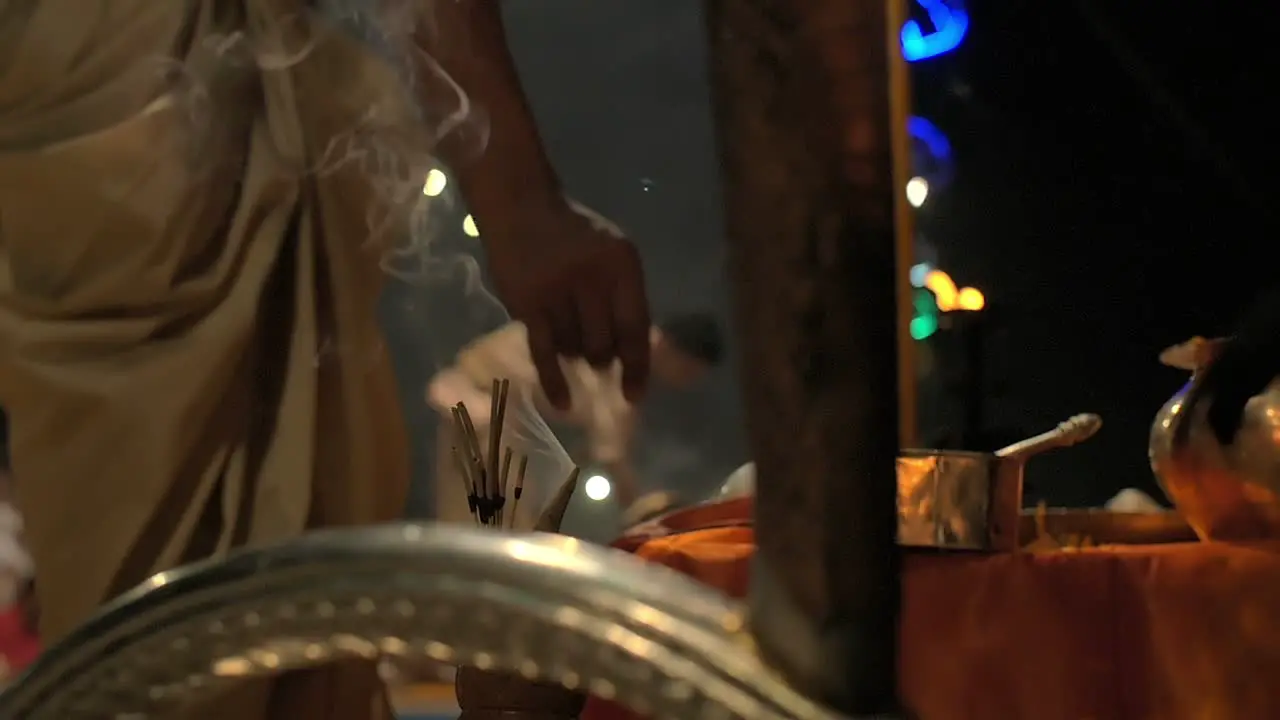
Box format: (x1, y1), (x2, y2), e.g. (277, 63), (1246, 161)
(587, 500), (1280, 720)
(0, 1), (429, 716)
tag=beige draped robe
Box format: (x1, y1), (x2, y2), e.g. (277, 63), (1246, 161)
(0, 1), (421, 716)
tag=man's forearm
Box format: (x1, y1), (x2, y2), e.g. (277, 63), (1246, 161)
(411, 1), (561, 239)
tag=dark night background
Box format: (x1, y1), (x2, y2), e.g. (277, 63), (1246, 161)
(384, 0), (1280, 522)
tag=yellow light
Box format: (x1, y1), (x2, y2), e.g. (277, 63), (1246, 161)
(924, 269), (957, 311)
(956, 287), (985, 312)
(462, 214), (479, 237)
(422, 169), (448, 197)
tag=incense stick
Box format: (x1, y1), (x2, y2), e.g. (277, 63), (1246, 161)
(456, 403), (484, 469)
(451, 405), (486, 523)
(497, 447), (514, 527)
(450, 445), (480, 525)
(487, 379), (502, 501)
(447, 379), (578, 531)
(509, 455), (529, 530)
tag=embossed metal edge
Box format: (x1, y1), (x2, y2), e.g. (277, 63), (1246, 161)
(1, 525), (843, 720)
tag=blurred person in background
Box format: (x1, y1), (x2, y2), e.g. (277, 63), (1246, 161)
(429, 311), (724, 528)
(0, 423), (38, 681)
(0, 431), (31, 612)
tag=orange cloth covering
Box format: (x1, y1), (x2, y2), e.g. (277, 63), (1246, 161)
(583, 500), (1280, 720)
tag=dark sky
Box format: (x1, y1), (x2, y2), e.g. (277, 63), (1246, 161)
(391, 0), (1280, 516)
(922, 0), (1277, 504)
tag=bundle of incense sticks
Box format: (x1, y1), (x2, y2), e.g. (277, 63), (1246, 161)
(450, 381), (587, 720)
(449, 379), (580, 529)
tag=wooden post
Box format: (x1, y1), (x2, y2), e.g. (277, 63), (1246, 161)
(705, 0), (903, 715)
(888, 0), (919, 449)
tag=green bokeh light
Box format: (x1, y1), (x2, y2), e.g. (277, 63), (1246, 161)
(910, 287), (939, 340)
(909, 314), (937, 340)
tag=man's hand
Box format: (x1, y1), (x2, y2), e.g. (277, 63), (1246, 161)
(483, 200), (651, 410)
(411, 2), (651, 408)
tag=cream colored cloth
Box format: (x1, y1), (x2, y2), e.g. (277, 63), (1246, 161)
(437, 321), (635, 464)
(1105, 488), (1165, 513)
(427, 321), (631, 524)
(0, 503), (31, 607)
(716, 461), (756, 500)
(0, 1), (420, 717)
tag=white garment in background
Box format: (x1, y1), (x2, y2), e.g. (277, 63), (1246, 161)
(427, 321), (634, 525)
(1104, 488), (1165, 513)
(430, 321), (636, 466)
(717, 461), (756, 500)
(0, 504), (32, 607)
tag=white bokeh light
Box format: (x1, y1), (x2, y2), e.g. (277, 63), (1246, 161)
(909, 262), (932, 288)
(422, 168), (448, 197)
(905, 176), (929, 208)
(584, 475), (612, 501)
(462, 214), (480, 237)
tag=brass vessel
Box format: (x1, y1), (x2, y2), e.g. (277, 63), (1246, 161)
(1149, 340), (1280, 541)
(714, 414), (1105, 551)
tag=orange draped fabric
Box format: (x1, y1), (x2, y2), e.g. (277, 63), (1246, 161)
(584, 502), (1280, 720)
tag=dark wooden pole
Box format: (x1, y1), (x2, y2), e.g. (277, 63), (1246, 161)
(704, 0), (903, 715)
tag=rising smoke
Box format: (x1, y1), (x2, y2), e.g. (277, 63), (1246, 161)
(174, 0), (575, 516)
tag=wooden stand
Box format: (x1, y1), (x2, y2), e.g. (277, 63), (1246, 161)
(456, 667), (586, 720)
(453, 470), (586, 718)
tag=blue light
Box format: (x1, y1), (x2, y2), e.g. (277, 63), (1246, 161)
(907, 116), (952, 164)
(902, 0), (970, 63)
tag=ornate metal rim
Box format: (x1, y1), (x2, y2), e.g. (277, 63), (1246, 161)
(0, 524), (842, 719)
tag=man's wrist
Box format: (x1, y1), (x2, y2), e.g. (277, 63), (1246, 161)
(473, 188), (569, 261)
(447, 120), (563, 239)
